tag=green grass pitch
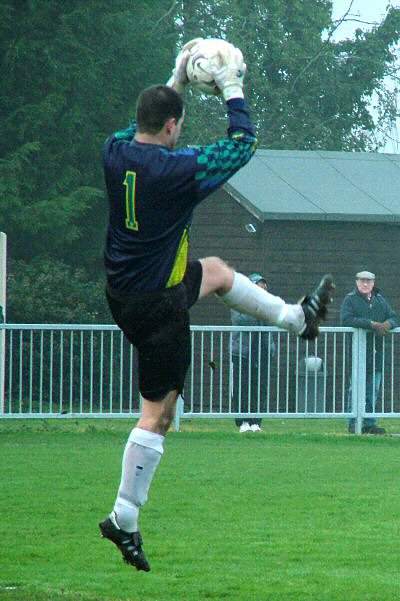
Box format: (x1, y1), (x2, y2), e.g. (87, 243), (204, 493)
(0, 418), (399, 601)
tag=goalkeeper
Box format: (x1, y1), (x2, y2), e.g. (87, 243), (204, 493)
(99, 39), (335, 571)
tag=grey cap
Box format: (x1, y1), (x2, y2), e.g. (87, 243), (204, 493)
(248, 272), (266, 284)
(356, 270), (375, 280)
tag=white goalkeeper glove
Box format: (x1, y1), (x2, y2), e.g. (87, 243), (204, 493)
(211, 46), (246, 101)
(166, 38), (203, 94)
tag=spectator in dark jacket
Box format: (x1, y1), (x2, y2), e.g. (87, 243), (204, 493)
(231, 273), (276, 432)
(340, 270), (399, 434)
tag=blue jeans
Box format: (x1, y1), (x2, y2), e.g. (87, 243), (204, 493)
(348, 371), (382, 428)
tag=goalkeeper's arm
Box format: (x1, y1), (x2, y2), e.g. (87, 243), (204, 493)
(193, 99), (257, 201)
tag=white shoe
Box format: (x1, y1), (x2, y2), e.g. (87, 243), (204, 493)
(239, 422), (251, 433)
(250, 424), (262, 432)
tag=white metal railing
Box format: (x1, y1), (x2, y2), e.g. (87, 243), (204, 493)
(1, 324), (400, 433)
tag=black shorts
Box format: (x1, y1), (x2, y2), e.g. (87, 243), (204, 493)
(106, 260), (203, 401)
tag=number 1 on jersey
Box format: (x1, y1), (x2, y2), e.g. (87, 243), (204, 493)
(124, 170), (139, 231)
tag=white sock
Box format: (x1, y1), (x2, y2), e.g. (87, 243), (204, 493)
(112, 428), (164, 532)
(220, 272), (305, 334)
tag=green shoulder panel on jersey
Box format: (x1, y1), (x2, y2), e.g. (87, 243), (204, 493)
(195, 135), (257, 184)
(113, 122), (136, 142)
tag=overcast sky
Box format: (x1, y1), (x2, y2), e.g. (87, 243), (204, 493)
(332, 0), (399, 35)
(332, 0), (400, 152)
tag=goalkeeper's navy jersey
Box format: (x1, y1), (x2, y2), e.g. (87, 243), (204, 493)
(103, 97), (257, 294)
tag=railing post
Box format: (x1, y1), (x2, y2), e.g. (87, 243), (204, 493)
(357, 330), (367, 435)
(352, 329), (367, 435)
(0, 232), (7, 415)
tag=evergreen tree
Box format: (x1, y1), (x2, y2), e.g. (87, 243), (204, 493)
(0, 1), (176, 321)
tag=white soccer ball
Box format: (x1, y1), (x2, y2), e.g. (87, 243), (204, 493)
(186, 38), (236, 95)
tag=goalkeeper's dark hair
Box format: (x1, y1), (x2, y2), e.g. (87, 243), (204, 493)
(136, 85), (184, 134)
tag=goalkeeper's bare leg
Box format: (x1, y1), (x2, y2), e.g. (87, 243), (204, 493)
(200, 257), (335, 339)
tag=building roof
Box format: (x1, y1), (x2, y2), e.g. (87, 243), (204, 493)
(224, 149), (400, 222)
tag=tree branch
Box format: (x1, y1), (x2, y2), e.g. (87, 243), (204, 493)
(153, 1), (179, 30)
(289, 1), (357, 93)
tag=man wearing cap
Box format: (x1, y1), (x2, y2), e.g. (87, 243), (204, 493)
(340, 271), (399, 434)
(231, 273), (276, 432)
